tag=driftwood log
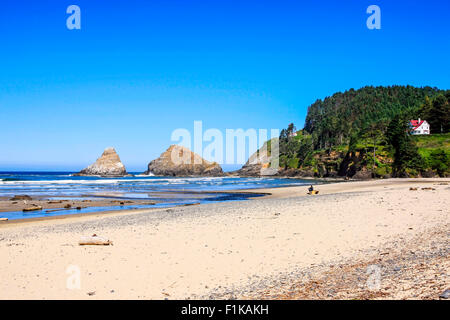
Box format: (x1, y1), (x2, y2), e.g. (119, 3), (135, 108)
(23, 206), (43, 212)
(78, 234), (112, 246)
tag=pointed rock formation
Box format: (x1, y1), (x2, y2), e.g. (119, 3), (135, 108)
(75, 147), (128, 177)
(145, 145), (223, 176)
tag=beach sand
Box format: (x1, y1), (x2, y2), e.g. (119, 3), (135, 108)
(0, 178), (448, 299)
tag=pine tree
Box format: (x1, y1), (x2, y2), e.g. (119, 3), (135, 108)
(386, 115), (423, 176)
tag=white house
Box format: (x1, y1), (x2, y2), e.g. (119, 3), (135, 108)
(409, 119), (430, 135)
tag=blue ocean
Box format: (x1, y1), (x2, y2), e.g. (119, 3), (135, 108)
(0, 172), (316, 220)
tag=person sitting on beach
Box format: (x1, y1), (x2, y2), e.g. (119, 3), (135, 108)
(308, 185), (314, 193)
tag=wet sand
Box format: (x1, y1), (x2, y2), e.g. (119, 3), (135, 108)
(0, 197), (156, 214)
(0, 178), (448, 299)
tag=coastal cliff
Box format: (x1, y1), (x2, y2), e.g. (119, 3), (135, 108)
(145, 145), (223, 176)
(236, 140), (279, 176)
(238, 86), (449, 179)
(75, 147), (128, 177)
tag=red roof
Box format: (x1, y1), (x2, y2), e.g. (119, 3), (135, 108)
(410, 120), (424, 130)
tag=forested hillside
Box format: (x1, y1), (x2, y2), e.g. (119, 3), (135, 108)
(276, 86), (450, 178)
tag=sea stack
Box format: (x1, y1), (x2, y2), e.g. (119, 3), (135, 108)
(75, 147), (128, 177)
(145, 145), (223, 177)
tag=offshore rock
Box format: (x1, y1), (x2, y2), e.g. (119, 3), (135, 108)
(145, 145), (223, 177)
(75, 147), (128, 177)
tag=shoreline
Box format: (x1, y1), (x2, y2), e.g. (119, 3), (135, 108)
(0, 178), (447, 225)
(0, 178), (448, 299)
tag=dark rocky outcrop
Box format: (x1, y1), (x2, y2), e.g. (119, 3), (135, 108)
(144, 145), (223, 177)
(236, 146), (380, 179)
(74, 147), (128, 177)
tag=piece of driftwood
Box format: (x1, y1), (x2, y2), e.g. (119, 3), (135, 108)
(10, 195), (32, 201)
(181, 202), (200, 206)
(45, 208), (70, 213)
(23, 206), (43, 212)
(78, 234), (113, 246)
(0, 218), (8, 221)
(409, 187), (418, 191)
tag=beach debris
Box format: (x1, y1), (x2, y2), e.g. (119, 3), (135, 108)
(45, 206), (84, 213)
(45, 207), (73, 213)
(10, 195), (32, 201)
(47, 200), (63, 204)
(87, 291), (96, 296)
(23, 205), (43, 212)
(439, 289), (450, 299)
(421, 187), (435, 190)
(79, 234), (113, 246)
(64, 204), (72, 209)
(110, 200), (134, 205)
(409, 187), (418, 191)
(0, 218), (8, 221)
(180, 202), (200, 206)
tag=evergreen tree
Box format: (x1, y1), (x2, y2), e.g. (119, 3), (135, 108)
(431, 95), (449, 133)
(429, 149), (449, 176)
(386, 115), (423, 176)
(419, 96), (433, 120)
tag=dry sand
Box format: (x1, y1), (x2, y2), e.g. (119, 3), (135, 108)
(0, 178), (448, 300)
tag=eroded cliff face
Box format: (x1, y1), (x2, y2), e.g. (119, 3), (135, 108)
(145, 145), (223, 177)
(236, 146), (392, 180)
(236, 140), (279, 177)
(75, 147), (128, 177)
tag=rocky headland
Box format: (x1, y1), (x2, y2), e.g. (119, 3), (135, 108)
(235, 140), (279, 177)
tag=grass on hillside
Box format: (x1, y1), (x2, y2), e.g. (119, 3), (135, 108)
(413, 133), (450, 150)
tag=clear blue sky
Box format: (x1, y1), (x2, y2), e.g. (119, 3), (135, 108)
(1, 0), (449, 171)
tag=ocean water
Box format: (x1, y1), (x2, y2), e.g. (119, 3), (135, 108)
(0, 172), (317, 220)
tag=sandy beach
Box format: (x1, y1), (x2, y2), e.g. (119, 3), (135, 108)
(0, 178), (448, 300)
